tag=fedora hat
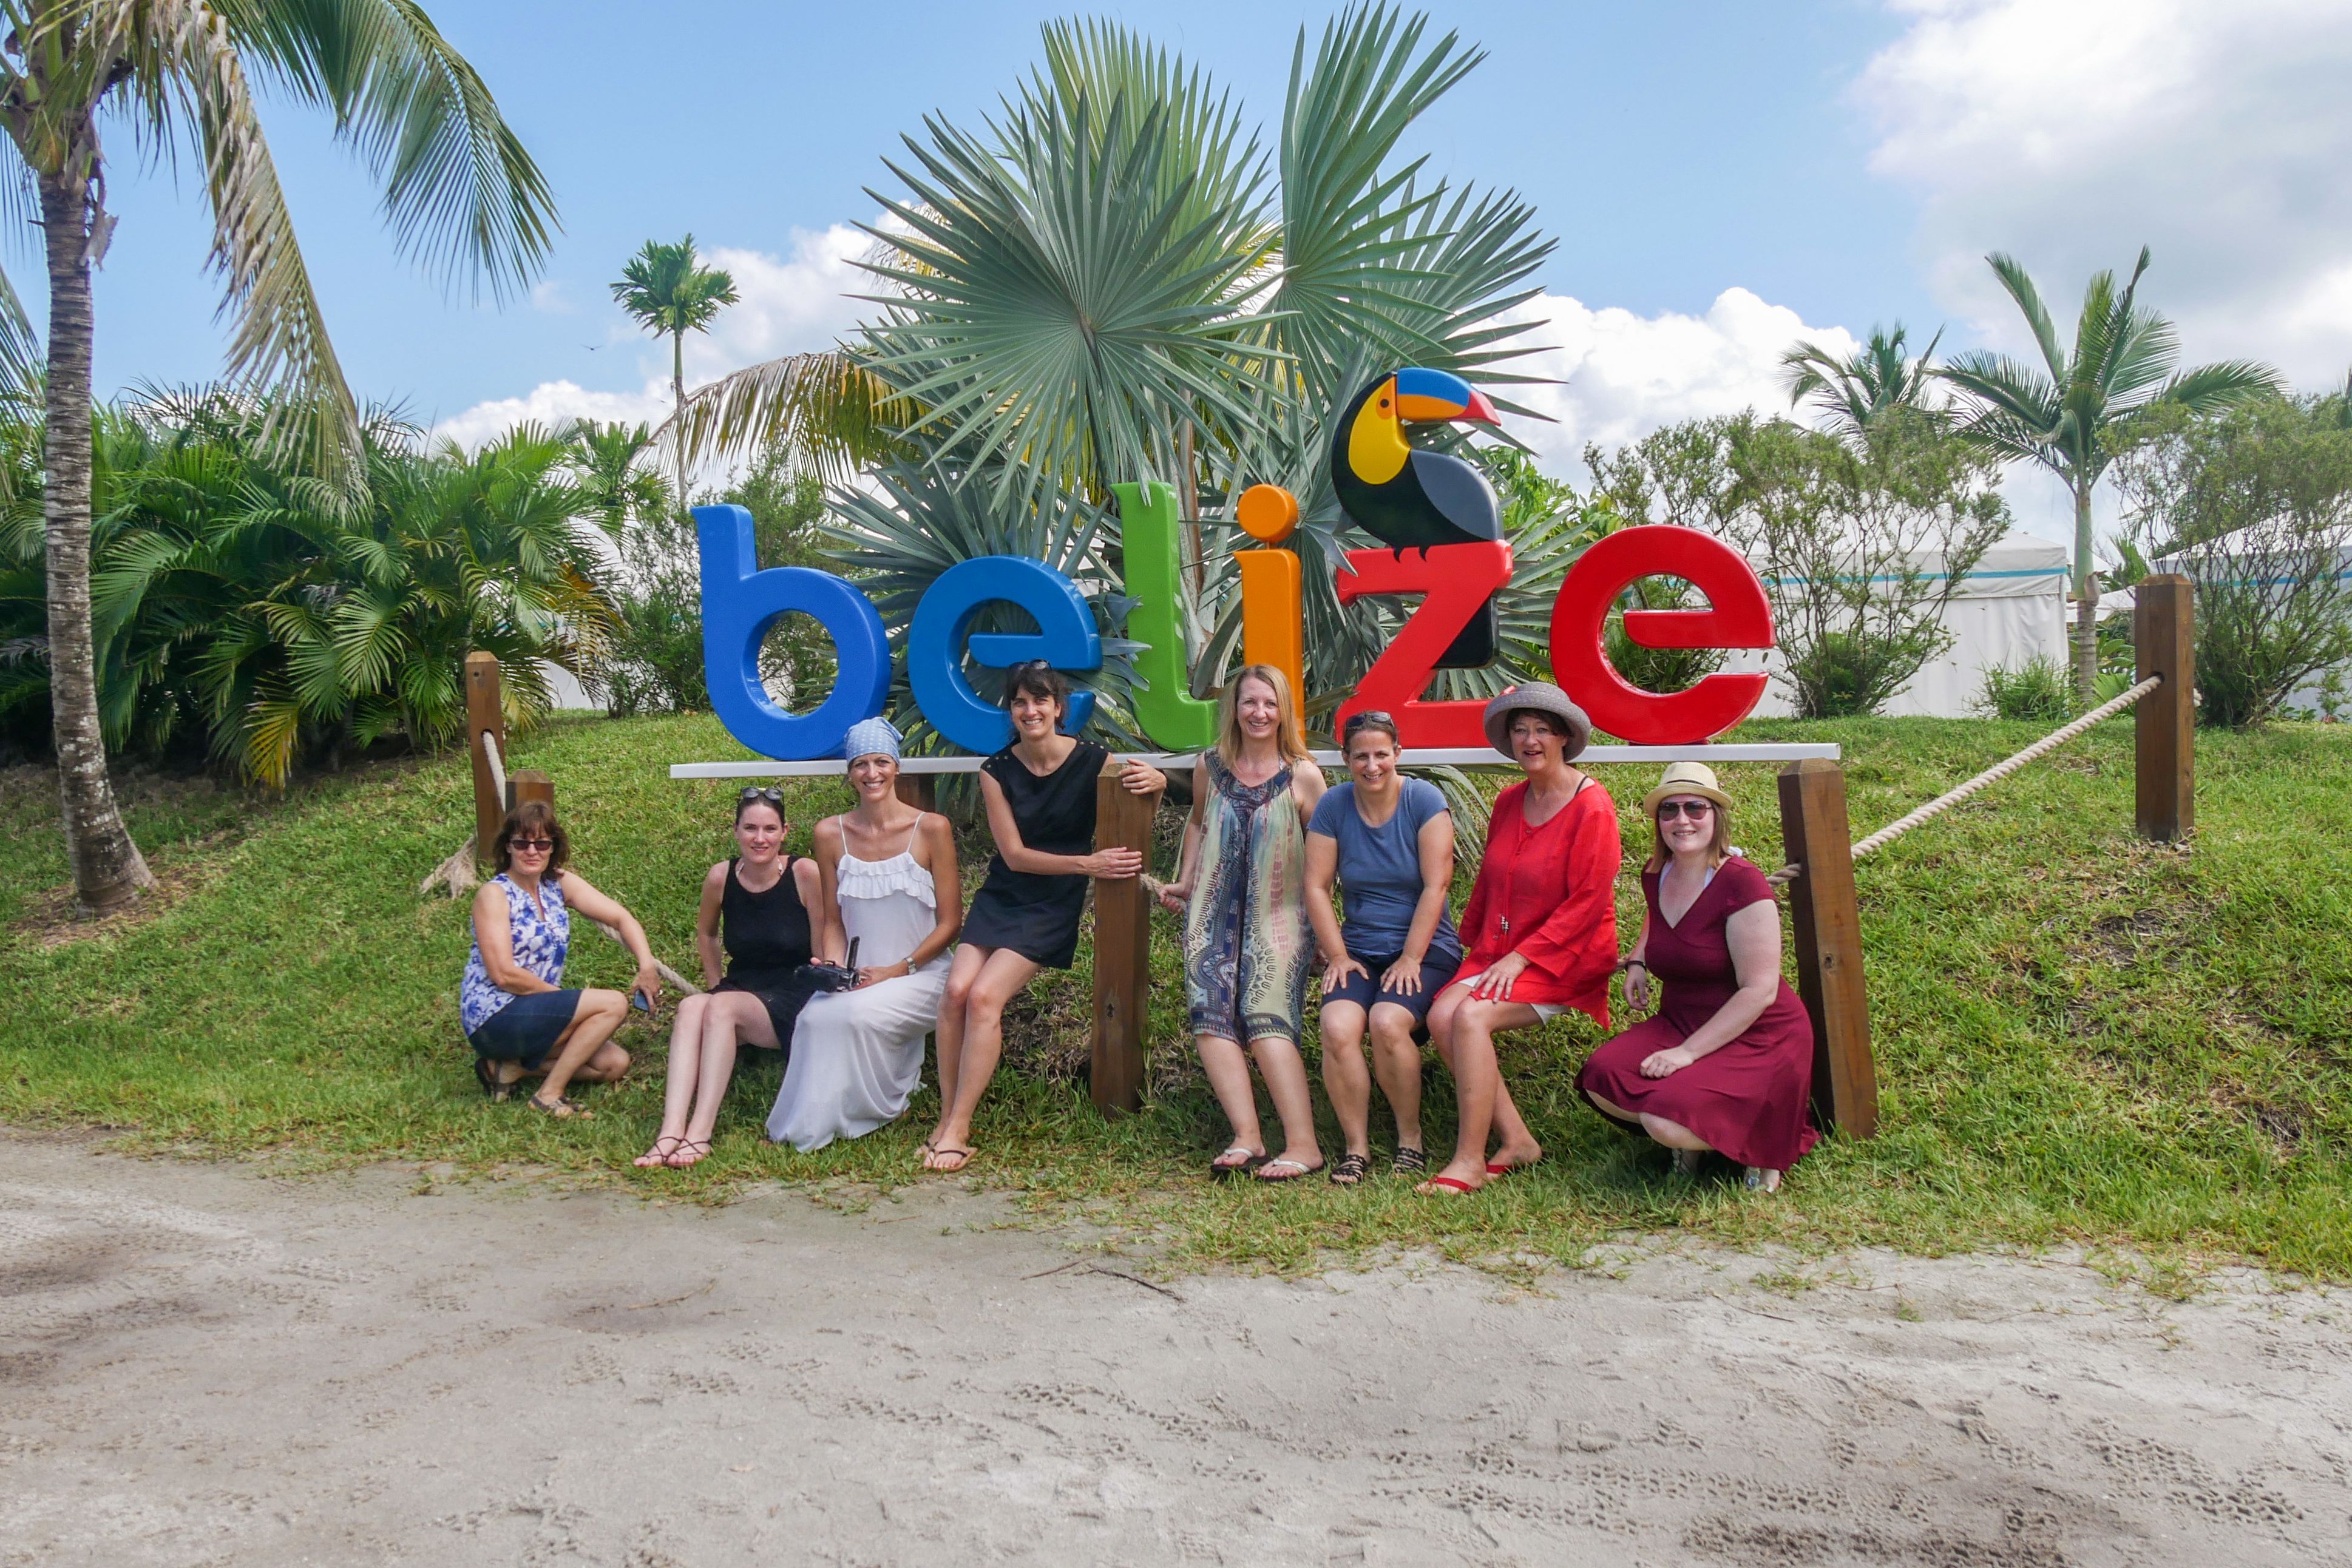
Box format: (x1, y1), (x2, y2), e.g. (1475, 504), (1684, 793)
(1481, 683), (1593, 760)
(1640, 760), (1734, 817)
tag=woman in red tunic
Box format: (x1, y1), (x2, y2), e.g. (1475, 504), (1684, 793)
(1577, 762), (1817, 1190)
(1421, 684), (1622, 1195)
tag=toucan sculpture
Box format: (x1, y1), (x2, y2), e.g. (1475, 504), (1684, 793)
(1330, 367), (1504, 667)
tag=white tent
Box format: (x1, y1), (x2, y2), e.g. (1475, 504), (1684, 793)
(2154, 525), (2352, 716)
(1721, 535), (2072, 718)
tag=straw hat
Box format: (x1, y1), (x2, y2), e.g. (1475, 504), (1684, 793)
(1640, 760), (1734, 817)
(1480, 683), (1593, 760)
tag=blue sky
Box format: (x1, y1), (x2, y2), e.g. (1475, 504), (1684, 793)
(33, 1), (2352, 539)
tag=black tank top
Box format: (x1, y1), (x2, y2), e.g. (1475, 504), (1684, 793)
(721, 856), (813, 984)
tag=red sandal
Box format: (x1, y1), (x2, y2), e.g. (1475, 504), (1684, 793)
(1415, 1176), (1479, 1195)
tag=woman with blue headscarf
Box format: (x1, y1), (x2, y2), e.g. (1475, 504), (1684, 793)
(766, 718), (964, 1151)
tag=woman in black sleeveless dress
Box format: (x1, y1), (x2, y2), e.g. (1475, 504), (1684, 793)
(635, 789), (821, 1169)
(921, 661), (1164, 1172)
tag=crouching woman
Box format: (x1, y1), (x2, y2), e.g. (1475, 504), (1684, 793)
(1576, 763), (1817, 1191)
(460, 800), (660, 1117)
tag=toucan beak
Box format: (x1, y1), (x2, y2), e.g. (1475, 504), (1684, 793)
(1391, 367), (1501, 424)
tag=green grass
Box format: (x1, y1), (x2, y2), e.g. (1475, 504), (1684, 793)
(5, 713), (2349, 1283)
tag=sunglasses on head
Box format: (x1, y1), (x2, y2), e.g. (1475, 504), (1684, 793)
(737, 786), (785, 805)
(1342, 709), (1394, 736)
(1656, 799), (1716, 820)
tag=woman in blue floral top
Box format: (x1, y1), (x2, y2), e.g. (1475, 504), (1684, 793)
(461, 800), (662, 1117)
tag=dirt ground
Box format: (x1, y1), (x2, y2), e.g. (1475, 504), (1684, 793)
(2, 1130), (2348, 1566)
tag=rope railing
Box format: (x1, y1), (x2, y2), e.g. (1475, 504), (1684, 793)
(480, 729), (507, 807)
(1764, 674), (2163, 885)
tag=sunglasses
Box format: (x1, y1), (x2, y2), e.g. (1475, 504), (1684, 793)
(737, 786), (785, 805)
(1656, 799), (1717, 820)
(510, 837), (554, 853)
(1343, 709), (1395, 736)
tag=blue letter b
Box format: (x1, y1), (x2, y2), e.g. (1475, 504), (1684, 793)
(695, 504), (889, 760)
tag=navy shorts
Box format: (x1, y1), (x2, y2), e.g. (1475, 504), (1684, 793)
(1318, 951), (1462, 1026)
(466, 989), (584, 1069)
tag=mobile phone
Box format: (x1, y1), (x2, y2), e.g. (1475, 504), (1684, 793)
(630, 990), (652, 1013)
(843, 937), (860, 972)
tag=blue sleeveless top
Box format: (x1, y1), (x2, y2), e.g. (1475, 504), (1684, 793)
(459, 874), (571, 1035)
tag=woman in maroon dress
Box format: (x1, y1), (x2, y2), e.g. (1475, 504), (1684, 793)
(1577, 762), (1817, 1191)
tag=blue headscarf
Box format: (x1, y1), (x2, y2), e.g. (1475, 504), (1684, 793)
(841, 716), (903, 765)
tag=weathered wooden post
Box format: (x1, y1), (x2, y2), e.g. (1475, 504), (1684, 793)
(1777, 758), (1878, 1139)
(509, 769), (555, 814)
(2134, 573), (2194, 843)
(1088, 759), (1154, 1115)
(464, 652), (507, 867)
(895, 774), (937, 813)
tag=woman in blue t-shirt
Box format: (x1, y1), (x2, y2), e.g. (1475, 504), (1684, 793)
(1303, 711), (1463, 1184)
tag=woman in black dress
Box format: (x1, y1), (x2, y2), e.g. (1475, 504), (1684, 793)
(921, 661), (1164, 1172)
(635, 788), (821, 1169)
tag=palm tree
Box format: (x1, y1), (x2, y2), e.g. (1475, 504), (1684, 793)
(1937, 248), (2276, 700)
(610, 235), (738, 501)
(1, 0), (556, 912)
(1780, 324), (1944, 439)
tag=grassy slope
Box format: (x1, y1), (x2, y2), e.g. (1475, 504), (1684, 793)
(5, 715), (2347, 1282)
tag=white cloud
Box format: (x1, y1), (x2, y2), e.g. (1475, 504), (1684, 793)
(1506, 287), (1859, 468)
(431, 223), (875, 450)
(528, 279), (575, 315)
(1857, 0), (2352, 387)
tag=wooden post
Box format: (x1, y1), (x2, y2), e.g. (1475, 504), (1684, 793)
(509, 769), (554, 814)
(1088, 760), (1153, 1115)
(2134, 574), (2194, 842)
(1777, 759), (1877, 1139)
(464, 652), (506, 867)
(894, 774), (937, 814)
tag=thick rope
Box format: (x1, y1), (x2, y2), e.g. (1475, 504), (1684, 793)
(1764, 674), (2163, 885)
(480, 729), (507, 806)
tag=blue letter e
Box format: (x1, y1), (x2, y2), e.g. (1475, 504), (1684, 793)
(908, 556), (1101, 754)
(695, 504), (889, 760)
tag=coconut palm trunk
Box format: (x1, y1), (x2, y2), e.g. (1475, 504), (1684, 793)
(2073, 480), (2100, 699)
(39, 153), (152, 910)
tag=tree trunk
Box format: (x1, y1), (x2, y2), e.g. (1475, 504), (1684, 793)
(39, 164), (152, 913)
(671, 331), (688, 512)
(2073, 480), (2100, 704)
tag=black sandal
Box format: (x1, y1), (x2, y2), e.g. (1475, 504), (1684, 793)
(1329, 1153), (1370, 1186)
(473, 1058), (511, 1103)
(1393, 1146), (1428, 1176)
(526, 1094), (592, 1120)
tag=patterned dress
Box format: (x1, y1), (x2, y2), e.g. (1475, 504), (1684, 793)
(1185, 752), (1312, 1046)
(458, 873), (570, 1036)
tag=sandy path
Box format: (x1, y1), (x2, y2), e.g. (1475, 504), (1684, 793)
(1, 1131), (2347, 1566)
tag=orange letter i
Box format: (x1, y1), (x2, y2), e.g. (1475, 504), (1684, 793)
(1234, 485), (1307, 710)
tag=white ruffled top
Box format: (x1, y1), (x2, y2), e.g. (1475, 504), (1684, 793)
(832, 816), (937, 910)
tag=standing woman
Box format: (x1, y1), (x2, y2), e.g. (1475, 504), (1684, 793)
(459, 800), (660, 1118)
(634, 788), (822, 1169)
(923, 661), (1164, 1173)
(1578, 762), (1817, 1191)
(1422, 684), (1622, 1195)
(1304, 711), (1462, 1184)
(767, 719), (962, 1151)
(1160, 664), (1328, 1181)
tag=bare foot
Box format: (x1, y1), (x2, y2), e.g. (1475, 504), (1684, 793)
(923, 1144), (973, 1174)
(1484, 1141), (1543, 1175)
(1416, 1159), (1486, 1194)
(666, 1138), (712, 1168)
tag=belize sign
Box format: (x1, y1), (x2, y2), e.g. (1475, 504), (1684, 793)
(694, 368), (1776, 760)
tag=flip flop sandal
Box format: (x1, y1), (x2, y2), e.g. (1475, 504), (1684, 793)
(473, 1058), (511, 1103)
(1670, 1148), (1703, 1177)
(1255, 1157), (1326, 1183)
(1485, 1156), (1543, 1178)
(526, 1094), (590, 1120)
(1328, 1154), (1370, 1187)
(1208, 1146), (1267, 1180)
(1415, 1176), (1479, 1195)
(925, 1145), (974, 1174)
(1392, 1146), (1428, 1176)
(634, 1135), (686, 1168)
(666, 1138), (713, 1168)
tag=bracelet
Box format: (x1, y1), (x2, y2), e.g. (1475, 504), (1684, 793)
(1616, 958), (1647, 973)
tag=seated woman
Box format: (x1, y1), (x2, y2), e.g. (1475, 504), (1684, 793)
(1160, 663), (1327, 1181)
(460, 800), (660, 1118)
(1304, 711), (1462, 1184)
(921, 661), (1164, 1174)
(767, 719), (962, 1152)
(1422, 684), (1621, 1195)
(1576, 762), (1818, 1192)
(635, 787), (823, 1169)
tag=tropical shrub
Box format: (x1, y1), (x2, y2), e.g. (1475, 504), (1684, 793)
(1973, 654), (2073, 722)
(2112, 391), (2352, 728)
(0, 393), (615, 783)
